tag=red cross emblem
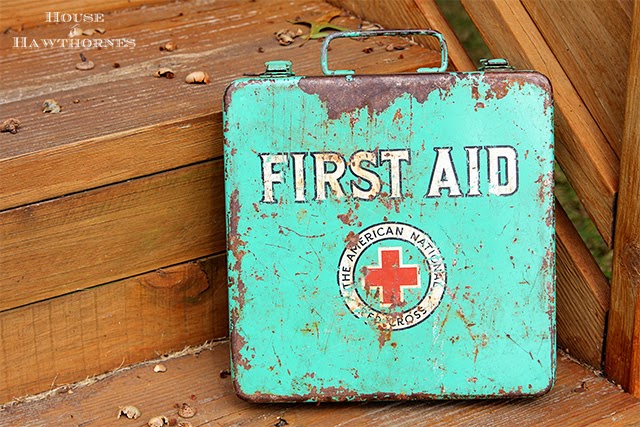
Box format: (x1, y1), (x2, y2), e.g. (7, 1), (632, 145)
(363, 247), (420, 306)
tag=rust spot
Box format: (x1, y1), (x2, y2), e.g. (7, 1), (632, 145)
(544, 94), (553, 113)
(455, 308), (488, 363)
(537, 177), (545, 203)
(231, 313), (252, 370)
(229, 190), (251, 371)
(241, 383), (535, 402)
(344, 231), (359, 249)
(378, 191), (393, 210)
(536, 172), (553, 206)
(228, 189), (242, 239)
(337, 208), (354, 225)
(224, 79), (261, 112)
(545, 206), (554, 227)
(480, 73), (553, 117)
(542, 248), (555, 273)
(318, 385), (360, 399)
(393, 108), (403, 121)
(298, 74), (458, 120)
(471, 84), (480, 100)
(484, 78), (510, 100)
(377, 323), (392, 348)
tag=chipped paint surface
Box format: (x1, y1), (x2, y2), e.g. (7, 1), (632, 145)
(223, 70), (555, 401)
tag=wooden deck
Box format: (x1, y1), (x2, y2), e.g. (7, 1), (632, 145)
(2, 0), (640, 422)
(2, 343), (639, 426)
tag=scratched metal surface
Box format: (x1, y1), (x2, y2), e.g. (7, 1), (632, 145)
(223, 71), (555, 401)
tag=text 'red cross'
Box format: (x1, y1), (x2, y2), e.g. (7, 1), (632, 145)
(364, 248), (420, 306)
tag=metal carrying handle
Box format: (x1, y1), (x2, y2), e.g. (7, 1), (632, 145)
(320, 29), (449, 76)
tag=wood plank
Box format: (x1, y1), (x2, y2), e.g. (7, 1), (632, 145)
(411, 0), (475, 70)
(521, 0), (632, 155)
(327, 0), (476, 71)
(0, 114), (221, 210)
(0, 160), (225, 312)
(589, 404), (640, 426)
(556, 201), (610, 368)
(0, 0), (172, 31)
(2, 342), (639, 426)
(0, 254), (228, 403)
(606, 0), (640, 396)
(461, 0), (619, 247)
(0, 0), (440, 211)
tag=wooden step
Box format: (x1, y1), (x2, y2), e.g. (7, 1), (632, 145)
(1, 342), (639, 426)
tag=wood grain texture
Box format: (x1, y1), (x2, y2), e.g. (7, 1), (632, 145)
(0, 114), (221, 211)
(556, 202), (610, 368)
(0, 0), (439, 211)
(0, 254), (228, 403)
(521, 0), (632, 155)
(327, 0), (476, 71)
(606, 0), (640, 395)
(461, 0), (619, 247)
(2, 342), (639, 426)
(0, 160), (225, 312)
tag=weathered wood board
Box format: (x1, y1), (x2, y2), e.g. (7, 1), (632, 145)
(556, 203), (610, 368)
(521, 0), (633, 154)
(2, 342), (640, 426)
(606, 0), (640, 395)
(0, 255), (228, 403)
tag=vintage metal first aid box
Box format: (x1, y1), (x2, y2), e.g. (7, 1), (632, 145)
(223, 30), (555, 401)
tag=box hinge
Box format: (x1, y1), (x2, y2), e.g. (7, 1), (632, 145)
(479, 58), (514, 71)
(261, 60), (295, 77)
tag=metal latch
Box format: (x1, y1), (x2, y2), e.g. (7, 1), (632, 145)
(261, 60), (295, 77)
(479, 58), (514, 71)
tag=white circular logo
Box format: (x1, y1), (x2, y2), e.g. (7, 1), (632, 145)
(338, 222), (446, 330)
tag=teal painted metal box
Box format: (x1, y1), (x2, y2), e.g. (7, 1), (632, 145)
(223, 30), (555, 401)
